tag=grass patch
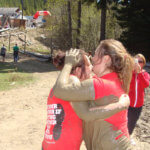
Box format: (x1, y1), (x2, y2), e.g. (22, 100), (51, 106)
(21, 46), (50, 55)
(0, 62), (34, 91)
(30, 48), (50, 55)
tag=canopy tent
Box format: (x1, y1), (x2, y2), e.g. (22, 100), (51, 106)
(33, 11), (51, 19)
(0, 7), (20, 15)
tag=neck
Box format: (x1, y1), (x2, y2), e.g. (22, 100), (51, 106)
(98, 69), (112, 77)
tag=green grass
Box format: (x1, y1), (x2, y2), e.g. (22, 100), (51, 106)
(19, 46), (50, 55)
(0, 62), (34, 91)
(28, 48), (50, 55)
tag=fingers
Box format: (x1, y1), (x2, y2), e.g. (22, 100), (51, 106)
(70, 48), (79, 55)
(66, 48), (79, 56)
(65, 48), (81, 66)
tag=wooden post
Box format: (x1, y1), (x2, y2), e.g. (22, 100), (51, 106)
(67, 0), (72, 48)
(76, 0), (81, 48)
(9, 32), (11, 51)
(50, 37), (53, 57)
(24, 31), (27, 52)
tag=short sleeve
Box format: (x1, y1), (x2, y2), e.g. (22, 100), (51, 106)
(93, 77), (105, 100)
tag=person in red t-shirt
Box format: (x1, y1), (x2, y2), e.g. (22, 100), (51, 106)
(42, 50), (88, 150)
(128, 53), (150, 135)
(42, 50), (130, 150)
(53, 39), (134, 150)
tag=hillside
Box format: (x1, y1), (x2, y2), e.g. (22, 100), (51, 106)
(0, 28), (51, 55)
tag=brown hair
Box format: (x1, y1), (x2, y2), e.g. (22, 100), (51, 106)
(96, 39), (134, 93)
(53, 51), (66, 70)
(53, 50), (89, 80)
(135, 53), (146, 67)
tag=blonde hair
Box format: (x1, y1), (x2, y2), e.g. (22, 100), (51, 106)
(96, 39), (134, 93)
(135, 53), (146, 66)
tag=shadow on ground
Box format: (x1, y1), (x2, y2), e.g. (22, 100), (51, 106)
(0, 55), (58, 73)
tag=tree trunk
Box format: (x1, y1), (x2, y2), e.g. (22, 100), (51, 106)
(33, 0), (37, 12)
(100, 0), (106, 41)
(76, 0), (81, 48)
(68, 0), (72, 48)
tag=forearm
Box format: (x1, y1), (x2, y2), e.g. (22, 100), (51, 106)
(72, 102), (126, 122)
(53, 63), (95, 101)
(89, 102), (128, 120)
(72, 95), (129, 122)
(54, 78), (95, 101)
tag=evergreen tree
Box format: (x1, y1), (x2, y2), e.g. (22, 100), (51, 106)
(114, 0), (150, 58)
(76, 0), (82, 48)
(0, 0), (46, 15)
(83, 0), (119, 41)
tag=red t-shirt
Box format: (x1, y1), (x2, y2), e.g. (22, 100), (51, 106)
(42, 89), (82, 150)
(93, 72), (129, 139)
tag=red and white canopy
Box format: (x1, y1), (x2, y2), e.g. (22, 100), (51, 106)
(33, 11), (51, 19)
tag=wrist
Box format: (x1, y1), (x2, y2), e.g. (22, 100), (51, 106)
(64, 63), (73, 70)
(65, 63), (73, 66)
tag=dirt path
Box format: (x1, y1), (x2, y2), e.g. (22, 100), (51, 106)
(0, 54), (149, 150)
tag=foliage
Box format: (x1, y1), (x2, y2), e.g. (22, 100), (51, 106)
(80, 4), (100, 51)
(114, 0), (150, 58)
(43, 1), (122, 53)
(0, 0), (47, 15)
(0, 0), (122, 53)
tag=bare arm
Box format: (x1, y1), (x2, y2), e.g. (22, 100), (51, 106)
(53, 49), (95, 101)
(71, 94), (130, 122)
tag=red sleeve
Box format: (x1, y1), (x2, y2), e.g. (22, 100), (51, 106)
(138, 71), (150, 88)
(93, 78), (105, 100)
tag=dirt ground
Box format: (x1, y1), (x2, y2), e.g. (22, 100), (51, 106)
(0, 53), (150, 150)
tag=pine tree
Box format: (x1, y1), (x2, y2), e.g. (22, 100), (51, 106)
(83, 0), (119, 41)
(114, 0), (150, 58)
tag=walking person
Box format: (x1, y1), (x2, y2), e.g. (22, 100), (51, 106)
(1, 44), (6, 62)
(13, 44), (19, 62)
(128, 53), (149, 137)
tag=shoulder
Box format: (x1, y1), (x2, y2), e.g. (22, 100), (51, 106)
(92, 75), (103, 83)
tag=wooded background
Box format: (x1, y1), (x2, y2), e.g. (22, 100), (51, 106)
(0, 0), (150, 59)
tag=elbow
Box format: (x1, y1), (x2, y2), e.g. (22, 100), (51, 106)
(53, 86), (72, 101)
(53, 85), (64, 99)
(53, 86), (59, 97)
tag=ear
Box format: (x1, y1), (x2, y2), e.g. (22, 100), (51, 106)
(103, 55), (111, 64)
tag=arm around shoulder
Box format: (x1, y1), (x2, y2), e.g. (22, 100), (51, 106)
(53, 76), (95, 101)
(72, 94), (130, 122)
